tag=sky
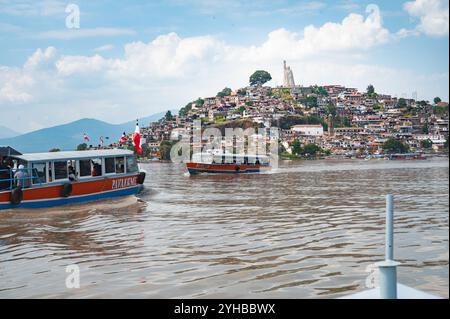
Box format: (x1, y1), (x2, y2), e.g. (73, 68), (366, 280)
(0, 0), (449, 133)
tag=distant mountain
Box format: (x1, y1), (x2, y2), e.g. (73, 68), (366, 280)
(0, 125), (20, 139)
(0, 111), (173, 153)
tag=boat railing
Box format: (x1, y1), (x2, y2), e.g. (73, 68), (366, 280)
(0, 168), (42, 191)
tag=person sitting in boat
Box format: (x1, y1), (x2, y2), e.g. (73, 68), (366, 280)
(91, 161), (102, 176)
(68, 165), (78, 182)
(0, 156), (11, 190)
(14, 164), (30, 188)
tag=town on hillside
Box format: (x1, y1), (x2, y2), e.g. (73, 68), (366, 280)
(91, 61), (449, 160)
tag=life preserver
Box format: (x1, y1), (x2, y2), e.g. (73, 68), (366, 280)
(10, 187), (23, 205)
(137, 172), (146, 184)
(60, 183), (72, 198)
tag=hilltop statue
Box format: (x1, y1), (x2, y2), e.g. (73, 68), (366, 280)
(283, 60), (295, 88)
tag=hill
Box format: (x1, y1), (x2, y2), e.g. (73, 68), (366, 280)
(0, 125), (20, 139)
(0, 111), (171, 153)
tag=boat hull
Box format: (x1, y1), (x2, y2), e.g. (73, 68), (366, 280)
(186, 162), (271, 174)
(0, 174), (143, 210)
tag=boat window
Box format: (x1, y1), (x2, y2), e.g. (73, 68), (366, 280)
(115, 157), (125, 174)
(79, 159), (91, 177)
(105, 157), (115, 174)
(32, 162), (46, 184)
(126, 156), (138, 173)
(54, 161), (68, 180)
(91, 158), (102, 176)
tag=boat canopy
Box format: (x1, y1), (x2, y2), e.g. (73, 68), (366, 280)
(0, 146), (22, 157)
(12, 149), (134, 163)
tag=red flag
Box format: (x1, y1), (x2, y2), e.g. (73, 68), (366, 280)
(132, 122), (142, 155)
(118, 132), (127, 145)
(83, 133), (90, 142)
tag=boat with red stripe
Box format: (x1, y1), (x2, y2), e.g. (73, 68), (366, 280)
(186, 152), (271, 174)
(0, 149), (146, 210)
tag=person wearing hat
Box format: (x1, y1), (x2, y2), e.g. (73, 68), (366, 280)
(14, 164), (30, 188)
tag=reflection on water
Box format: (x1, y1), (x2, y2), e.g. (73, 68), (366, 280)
(0, 159), (448, 298)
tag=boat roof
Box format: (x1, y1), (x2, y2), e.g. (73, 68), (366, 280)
(13, 149), (134, 162)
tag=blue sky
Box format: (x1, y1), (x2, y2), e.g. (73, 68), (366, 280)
(0, 0), (448, 133)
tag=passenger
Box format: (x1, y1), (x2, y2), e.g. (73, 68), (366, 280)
(14, 164), (30, 188)
(68, 165), (78, 181)
(92, 162), (102, 176)
(0, 157), (11, 190)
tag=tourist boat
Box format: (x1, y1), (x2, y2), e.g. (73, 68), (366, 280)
(186, 152), (271, 174)
(387, 153), (427, 160)
(0, 149), (146, 210)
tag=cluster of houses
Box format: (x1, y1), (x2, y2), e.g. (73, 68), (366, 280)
(124, 83), (448, 159)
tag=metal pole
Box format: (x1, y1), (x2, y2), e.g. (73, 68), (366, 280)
(386, 194), (394, 260)
(377, 194), (399, 299)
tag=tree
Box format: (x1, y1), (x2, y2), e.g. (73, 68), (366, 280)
(367, 84), (375, 95)
(159, 140), (175, 160)
(434, 97), (442, 105)
(49, 148), (60, 152)
(217, 87), (232, 98)
(237, 88), (247, 96)
(397, 98), (407, 108)
(420, 139), (432, 149)
(194, 98), (204, 107)
(291, 140), (302, 155)
(301, 144), (321, 156)
(165, 110), (174, 121)
(305, 96), (317, 108)
(422, 123), (429, 134)
(382, 138), (410, 153)
(237, 106), (246, 114)
(179, 102), (192, 117)
(77, 143), (88, 151)
(249, 70), (272, 86)
(326, 104), (337, 117)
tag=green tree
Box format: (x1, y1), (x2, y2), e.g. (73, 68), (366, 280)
(237, 88), (247, 96)
(77, 143), (88, 151)
(217, 87), (232, 98)
(194, 98), (204, 107)
(367, 84), (375, 95)
(305, 96), (317, 108)
(165, 110), (174, 121)
(301, 144), (321, 156)
(434, 97), (442, 105)
(49, 148), (60, 152)
(291, 140), (302, 155)
(141, 143), (151, 158)
(326, 104), (337, 117)
(382, 138), (410, 153)
(238, 106), (246, 114)
(422, 123), (429, 134)
(397, 98), (407, 108)
(420, 139), (432, 149)
(159, 140), (175, 160)
(179, 102), (192, 117)
(249, 70), (272, 86)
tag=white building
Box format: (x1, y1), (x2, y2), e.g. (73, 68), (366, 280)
(292, 124), (324, 136)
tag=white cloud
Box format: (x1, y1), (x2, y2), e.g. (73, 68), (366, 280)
(0, 5), (448, 132)
(37, 27), (136, 39)
(94, 44), (115, 52)
(0, 0), (66, 16)
(404, 0), (449, 37)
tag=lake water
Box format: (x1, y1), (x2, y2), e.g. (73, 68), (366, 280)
(0, 159), (448, 298)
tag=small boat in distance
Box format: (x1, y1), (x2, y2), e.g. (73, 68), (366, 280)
(186, 151), (271, 174)
(0, 149), (146, 210)
(387, 153), (427, 160)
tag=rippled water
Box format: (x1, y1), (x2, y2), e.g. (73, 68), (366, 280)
(0, 159), (448, 298)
